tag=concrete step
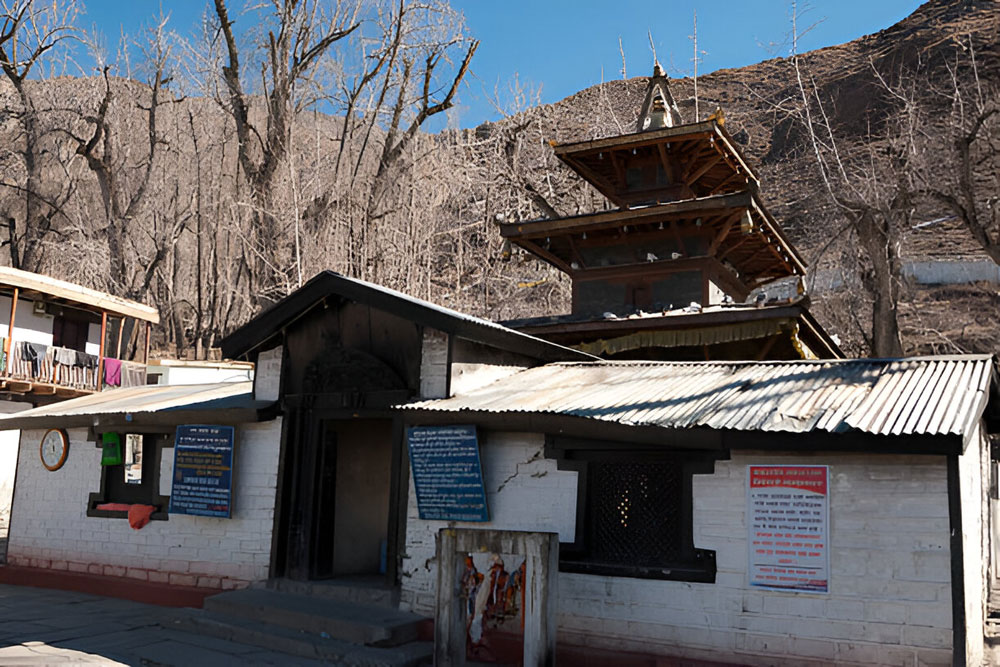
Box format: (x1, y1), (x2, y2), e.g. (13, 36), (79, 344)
(166, 609), (432, 666)
(203, 588), (426, 647)
(261, 576), (400, 608)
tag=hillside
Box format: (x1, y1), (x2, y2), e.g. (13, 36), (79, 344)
(0, 0), (997, 358)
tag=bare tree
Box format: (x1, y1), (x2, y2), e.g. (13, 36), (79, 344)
(73, 15), (184, 301)
(0, 0), (78, 270)
(211, 0), (361, 304)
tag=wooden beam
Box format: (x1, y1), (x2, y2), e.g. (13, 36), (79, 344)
(500, 190), (751, 238)
(707, 211), (742, 256)
(115, 317), (124, 360)
(98, 312), (107, 391)
(144, 322), (151, 365)
(685, 154), (723, 186)
(5, 380), (30, 393)
(656, 142), (677, 183)
(562, 157), (627, 209)
(717, 236), (750, 263)
(5, 287), (17, 373)
(32, 383), (56, 396)
(553, 121), (716, 156)
(515, 240), (575, 275)
(708, 171), (746, 196)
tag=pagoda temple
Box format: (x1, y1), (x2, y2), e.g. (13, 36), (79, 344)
(501, 65), (841, 360)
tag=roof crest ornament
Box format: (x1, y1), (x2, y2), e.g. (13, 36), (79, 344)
(639, 61), (683, 132)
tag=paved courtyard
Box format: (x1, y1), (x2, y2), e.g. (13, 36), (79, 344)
(0, 584), (325, 666)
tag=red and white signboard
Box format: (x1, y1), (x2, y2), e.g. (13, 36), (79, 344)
(747, 465), (829, 593)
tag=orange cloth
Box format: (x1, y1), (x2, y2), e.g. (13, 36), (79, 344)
(95, 503), (131, 512)
(127, 504), (156, 530)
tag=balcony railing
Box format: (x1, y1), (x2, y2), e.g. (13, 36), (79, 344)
(2, 341), (147, 397)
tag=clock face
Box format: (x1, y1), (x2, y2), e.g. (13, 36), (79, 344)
(40, 429), (68, 471)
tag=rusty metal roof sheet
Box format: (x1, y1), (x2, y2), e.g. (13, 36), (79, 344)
(403, 356), (996, 439)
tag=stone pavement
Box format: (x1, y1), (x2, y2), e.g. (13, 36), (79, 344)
(0, 584), (326, 665)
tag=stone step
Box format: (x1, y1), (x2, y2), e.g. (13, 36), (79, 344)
(261, 576), (399, 609)
(203, 587), (426, 647)
(166, 609), (433, 666)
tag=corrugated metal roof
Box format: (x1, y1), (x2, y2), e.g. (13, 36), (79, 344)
(0, 382), (263, 428)
(403, 356), (996, 439)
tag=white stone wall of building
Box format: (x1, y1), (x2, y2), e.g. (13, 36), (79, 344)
(7, 419), (282, 589)
(399, 434), (957, 666)
(960, 424), (989, 665)
(399, 431), (578, 613)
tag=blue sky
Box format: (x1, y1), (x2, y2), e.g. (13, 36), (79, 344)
(78, 0), (924, 127)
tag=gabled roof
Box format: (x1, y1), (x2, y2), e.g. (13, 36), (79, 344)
(0, 382), (267, 429)
(0, 266), (159, 323)
(403, 356), (998, 452)
(219, 271), (595, 363)
(552, 120), (757, 207)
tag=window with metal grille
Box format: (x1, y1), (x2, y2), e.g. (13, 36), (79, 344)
(557, 448), (717, 582)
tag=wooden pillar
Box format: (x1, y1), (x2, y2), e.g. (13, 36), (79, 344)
(115, 317), (124, 360)
(144, 322), (151, 365)
(98, 311), (107, 391)
(4, 287), (17, 374)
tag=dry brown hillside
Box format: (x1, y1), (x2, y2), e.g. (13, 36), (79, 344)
(1, 0), (997, 358)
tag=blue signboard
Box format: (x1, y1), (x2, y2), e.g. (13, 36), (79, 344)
(168, 425), (235, 518)
(407, 425), (489, 522)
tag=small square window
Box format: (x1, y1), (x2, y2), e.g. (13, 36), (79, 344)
(88, 432), (170, 519)
(555, 445), (718, 583)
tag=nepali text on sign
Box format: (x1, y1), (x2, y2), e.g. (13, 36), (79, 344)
(168, 425), (235, 519)
(747, 465), (829, 593)
(407, 425), (489, 522)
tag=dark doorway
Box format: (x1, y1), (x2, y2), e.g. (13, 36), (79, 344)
(277, 417), (396, 582)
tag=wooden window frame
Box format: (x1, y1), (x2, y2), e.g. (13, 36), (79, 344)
(86, 431), (172, 521)
(546, 436), (723, 583)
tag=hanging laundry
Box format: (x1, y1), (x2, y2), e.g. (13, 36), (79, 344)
(54, 346), (75, 366)
(75, 350), (98, 369)
(22, 341), (48, 377)
(104, 357), (122, 386)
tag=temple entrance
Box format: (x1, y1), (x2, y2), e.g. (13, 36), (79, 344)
(275, 416), (401, 583)
(314, 419), (393, 578)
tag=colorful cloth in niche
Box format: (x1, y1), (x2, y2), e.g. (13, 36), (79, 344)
(104, 358), (122, 386)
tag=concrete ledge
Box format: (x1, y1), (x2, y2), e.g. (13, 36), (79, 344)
(0, 564), (221, 608)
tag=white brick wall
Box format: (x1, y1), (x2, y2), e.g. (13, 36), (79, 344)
(399, 431), (578, 612)
(961, 423), (989, 665)
(399, 433), (959, 666)
(419, 328), (449, 399)
(7, 419), (282, 589)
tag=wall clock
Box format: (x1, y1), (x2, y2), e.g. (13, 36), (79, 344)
(40, 428), (69, 471)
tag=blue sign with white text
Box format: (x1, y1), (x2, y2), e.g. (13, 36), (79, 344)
(168, 425), (235, 518)
(407, 425), (489, 522)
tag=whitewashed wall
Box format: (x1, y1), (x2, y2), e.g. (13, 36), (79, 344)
(399, 433), (959, 666)
(400, 431), (578, 611)
(7, 419), (282, 589)
(960, 424), (989, 665)
(0, 296), (101, 355)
